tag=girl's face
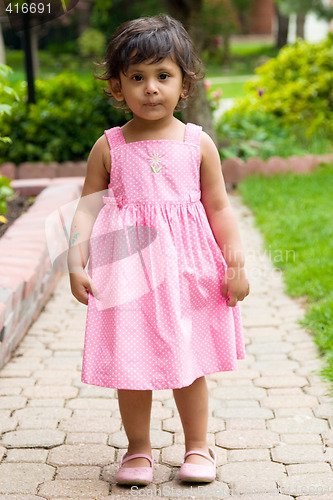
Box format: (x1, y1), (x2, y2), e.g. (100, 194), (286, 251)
(108, 57), (188, 122)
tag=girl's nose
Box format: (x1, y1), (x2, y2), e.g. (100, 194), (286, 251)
(145, 81), (159, 95)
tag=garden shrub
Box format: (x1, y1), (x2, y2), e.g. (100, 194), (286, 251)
(216, 109), (290, 160)
(0, 175), (14, 215)
(0, 72), (125, 164)
(5, 50), (24, 69)
(216, 34), (333, 160)
(229, 34), (333, 138)
(0, 63), (19, 144)
(0, 64), (16, 218)
(38, 51), (82, 72)
(78, 28), (106, 59)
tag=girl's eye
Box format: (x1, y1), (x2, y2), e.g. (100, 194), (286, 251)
(132, 75), (143, 82)
(159, 73), (169, 80)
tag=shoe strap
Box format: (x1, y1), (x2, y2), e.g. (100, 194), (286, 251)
(121, 453), (154, 467)
(183, 447), (216, 464)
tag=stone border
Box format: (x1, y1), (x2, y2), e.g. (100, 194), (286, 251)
(222, 153), (333, 186)
(0, 161), (86, 181)
(2, 153), (333, 192)
(0, 177), (84, 370)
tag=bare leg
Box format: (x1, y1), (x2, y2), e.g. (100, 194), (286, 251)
(173, 376), (211, 465)
(117, 389), (152, 467)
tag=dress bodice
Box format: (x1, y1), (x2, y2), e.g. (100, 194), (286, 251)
(104, 123), (202, 207)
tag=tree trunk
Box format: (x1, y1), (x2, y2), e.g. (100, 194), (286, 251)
(0, 23), (5, 65)
(31, 28), (39, 78)
(164, 0), (217, 143)
(182, 80), (216, 140)
(238, 11), (250, 34)
(276, 8), (289, 48)
(296, 12), (306, 38)
(222, 33), (231, 65)
(77, 0), (93, 35)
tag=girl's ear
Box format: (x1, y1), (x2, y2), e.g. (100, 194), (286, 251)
(180, 77), (192, 99)
(108, 78), (124, 102)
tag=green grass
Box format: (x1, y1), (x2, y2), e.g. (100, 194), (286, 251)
(5, 50), (96, 83)
(206, 41), (279, 77)
(206, 65), (250, 77)
(239, 164), (333, 387)
(230, 41), (278, 58)
(211, 81), (245, 98)
(205, 41), (277, 97)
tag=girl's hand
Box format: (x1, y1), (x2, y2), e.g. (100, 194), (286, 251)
(221, 266), (250, 307)
(69, 270), (100, 306)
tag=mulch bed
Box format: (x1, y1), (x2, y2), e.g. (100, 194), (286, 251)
(0, 195), (35, 238)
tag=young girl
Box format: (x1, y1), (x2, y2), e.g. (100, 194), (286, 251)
(68, 14), (249, 487)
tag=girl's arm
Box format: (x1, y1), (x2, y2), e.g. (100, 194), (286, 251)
(200, 132), (249, 307)
(68, 135), (110, 305)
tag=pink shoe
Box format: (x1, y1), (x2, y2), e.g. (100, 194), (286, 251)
(116, 452), (154, 485)
(179, 447), (216, 483)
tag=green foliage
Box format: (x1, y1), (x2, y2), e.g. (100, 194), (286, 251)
(207, 43), (279, 76)
(201, 0), (239, 65)
(47, 40), (78, 56)
(0, 73), (126, 164)
(78, 28), (106, 59)
(6, 49), (94, 78)
(275, 0), (333, 19)
(229, 35), (333, 138)
(275, 0), (321, 15)
(217, 109), (288, 159)
(0, 64), (19, 144)
(202, 0), (238, 38)
(239, 164), (333, 386)
(0, 175), (14, 214)
(38, 51), (83, 72)
(91, 0), (164, 40)
(0, 65), (18, 218)
(5, 50), (24, 68)
(231, 0), (252, 33)
(216, 108), (332, 160)
(215, 35), (333, 159)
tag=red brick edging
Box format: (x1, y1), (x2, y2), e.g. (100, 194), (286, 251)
(0, 177), (84, 370)
(0, 161), (86, 182)
(2, 153), (333, 193)
(221, 153), (333, 186)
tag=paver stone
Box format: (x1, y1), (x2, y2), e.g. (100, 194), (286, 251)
(1, 430), (65, 448)
(216, 430), (279, 449)
(38, 479), (109, 498)
(47, 444), (115, 466)
(0, 463), (54, 494)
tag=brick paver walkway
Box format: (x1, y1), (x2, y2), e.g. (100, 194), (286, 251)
(1, 193), (333, 499)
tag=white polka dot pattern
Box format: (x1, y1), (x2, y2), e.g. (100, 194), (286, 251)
(81, 123), (246, 390)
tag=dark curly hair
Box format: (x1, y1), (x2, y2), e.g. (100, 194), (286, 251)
(95, 14), (203, 111)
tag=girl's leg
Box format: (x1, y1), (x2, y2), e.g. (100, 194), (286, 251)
(117, 389), (153, 467)
(173, 376), (211, 465)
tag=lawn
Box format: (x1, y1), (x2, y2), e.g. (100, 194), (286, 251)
(206, 41), (279, 77)
(209, 81), (247, 99)
(239, 164), (333, 386)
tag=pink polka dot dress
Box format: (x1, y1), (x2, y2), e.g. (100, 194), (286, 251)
(81, 123), (245, 390)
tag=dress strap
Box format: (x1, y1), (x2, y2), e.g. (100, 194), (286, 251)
(184, 123), (202, 146)
(104, 126), (126, 150)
